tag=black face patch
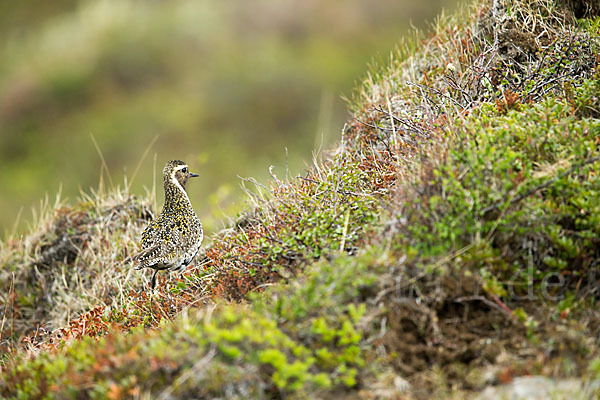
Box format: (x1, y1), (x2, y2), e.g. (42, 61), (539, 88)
(174, 169), (188, 187)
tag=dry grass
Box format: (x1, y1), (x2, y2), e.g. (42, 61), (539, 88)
(0, 185), (153, 353)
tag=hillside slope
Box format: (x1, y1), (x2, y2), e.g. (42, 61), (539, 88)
(1, 0), (600, 398)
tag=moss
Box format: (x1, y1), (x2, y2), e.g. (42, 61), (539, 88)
(402, 92), (600, 298)
(204, 150), (382, 301)
(2, 250), (381, 397)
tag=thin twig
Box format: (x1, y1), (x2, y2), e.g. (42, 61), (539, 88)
(454, 295), (517, 321)
(373, 105), (429, 137)
(339, 209), (350, 254)
(480, 155), (600, 215)
(90, 133), (114, 190)
(127, 135), (159, 192)
(157, 347), (216, 400)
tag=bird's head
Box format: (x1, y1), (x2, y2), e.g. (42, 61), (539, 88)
(163, 160), (199, 191)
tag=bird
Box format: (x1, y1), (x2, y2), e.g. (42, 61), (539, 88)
(133, 160), (203, 290)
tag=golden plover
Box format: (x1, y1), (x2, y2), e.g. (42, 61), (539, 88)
(133, 160), (203, 289)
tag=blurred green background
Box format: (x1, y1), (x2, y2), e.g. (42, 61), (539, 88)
(0, 0), (461, 238)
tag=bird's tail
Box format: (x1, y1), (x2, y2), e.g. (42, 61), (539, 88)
(130, 245), (159, 270)
(120, 255), (143, 270)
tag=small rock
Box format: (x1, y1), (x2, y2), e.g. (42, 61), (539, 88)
(477, 376), (598, 400)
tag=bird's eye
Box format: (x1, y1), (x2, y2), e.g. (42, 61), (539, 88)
(182, 167), (188, 173)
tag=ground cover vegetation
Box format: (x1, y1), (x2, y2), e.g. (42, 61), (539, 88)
(1, 0), (600, 398)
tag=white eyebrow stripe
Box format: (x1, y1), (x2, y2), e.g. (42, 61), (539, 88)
(170, 166), (191, 202)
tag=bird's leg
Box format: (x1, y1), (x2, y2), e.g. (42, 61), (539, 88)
(151, 269), (159, 291)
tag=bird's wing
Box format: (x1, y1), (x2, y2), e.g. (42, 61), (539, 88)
(134, 217), (165, 269)
(132, 245), (161, 269)
(135, 221), (185, 269)
(140, 218), (161, 249)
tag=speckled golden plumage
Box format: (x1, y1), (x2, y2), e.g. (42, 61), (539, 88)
(133, 160), (203, 289)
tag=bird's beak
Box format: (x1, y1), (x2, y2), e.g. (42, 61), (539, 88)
(189, 172), (199, 178)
